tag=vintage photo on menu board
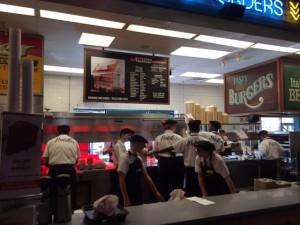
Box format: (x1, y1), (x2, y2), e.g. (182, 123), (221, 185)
(84, 49), (170, 104)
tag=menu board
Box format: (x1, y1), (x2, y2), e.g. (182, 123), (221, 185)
(84, 49), (170, 104)
(224, 61), (280, 115)
(283, 61), (300, 110)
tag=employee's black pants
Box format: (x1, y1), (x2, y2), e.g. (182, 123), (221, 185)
(260, 159), (278, 180)
(157, 156), (184, 200)
(49, 164), (77, 211)
(185, 166), (202, 197)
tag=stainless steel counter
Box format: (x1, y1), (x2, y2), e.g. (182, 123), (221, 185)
(55, 186), (300, 225)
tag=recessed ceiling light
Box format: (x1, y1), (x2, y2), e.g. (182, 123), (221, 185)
(79, 33), (115, 47)
(205, 79), (224, 84)
(194, 35), (254, 48)
(171, 47), (230, 59)
(0, 3), (35, 16)
(250, 43), (299, 53)
(180, 72), (222, 78)
(40, 10), (125, 29)
(127, 24), (196, 39)
(44, 65), (83, 74)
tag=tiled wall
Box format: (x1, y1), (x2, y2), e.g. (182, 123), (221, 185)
(44, 75), (225, 114)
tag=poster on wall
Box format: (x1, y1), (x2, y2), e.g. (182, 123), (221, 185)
(283, 61), (300, 110)
(224, 61), (280, 115)
(0, 33), (44, 94)
(84, 49), (170, 104)
(0, 112), (43, 200)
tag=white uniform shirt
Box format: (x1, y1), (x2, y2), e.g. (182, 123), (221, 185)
(154, 130), (183, 157)
(198, 131), (224, 154)
(43, 134), (80, 165)
(173, 133), (208, 167)
(117, 151), (146, 175)
(113, 139), (127, 166)
(195, 152), (229, 178)
(259, 137), (284, 160)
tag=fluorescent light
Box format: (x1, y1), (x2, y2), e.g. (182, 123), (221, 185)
(171, 46), (230, 59)
(180, 72), (221, 78)
(79, 33), (115, 47)
(0, 3), (35, 16)
(170, 75), (175, 78)
(195, 35), (254, 48)
(127, 24), (196, 39)
(205, 79), (224, 84)
(250, 43), (299, 53)
(40, 10), (125, 29)
(44, 65), (83, 74)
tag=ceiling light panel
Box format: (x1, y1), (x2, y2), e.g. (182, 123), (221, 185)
(0, 3), (35, 16)
(44, 65), (83, 74)
(171, 46), (231, 59)
(180, 72), (222, 78)
(127, 24), (196, 39)
(250, 43), (299, 53)
(40, 10), (125, 29)
(195, 35), (254, 48)
(79, 33), (115, 47)
(205, 79), (224, 84)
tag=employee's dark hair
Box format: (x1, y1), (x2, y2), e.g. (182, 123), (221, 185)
(188, 120), (201, 132)
(194, 140), (215, 153)
(161, 119), (177, 130)
(120, 128), (134, 137)
(57, 125), (70, 135)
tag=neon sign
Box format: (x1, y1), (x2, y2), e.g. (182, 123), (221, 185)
(218, 0), (283, 16)
(289, 1), (300, 21)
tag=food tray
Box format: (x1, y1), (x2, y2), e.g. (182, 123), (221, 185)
(82, 205), (129, 224)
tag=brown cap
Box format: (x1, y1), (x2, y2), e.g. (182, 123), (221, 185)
(130, 135), (148, 144)
(209, 121), (222, 130)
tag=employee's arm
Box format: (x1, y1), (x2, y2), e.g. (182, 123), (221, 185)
(198, 173), (208, 197)
(147, 146), (174, 156)
(118, 171), (131, 207)
(224, 176), (236, 194)
(43, 157), (49, 167)
(142, 167), (164, 202)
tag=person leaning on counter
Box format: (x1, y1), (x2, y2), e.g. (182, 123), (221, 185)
(42, 125), (81, 212)
(194, 140), (236, 197)
(258, 130), (284, 180)
(118, 135), (164, 207)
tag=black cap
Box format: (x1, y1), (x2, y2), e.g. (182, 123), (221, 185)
(130, 135), (148, 144)
(209, 121), (222, 130)
(165, 119), (178, 125)
(57, 125), (70, 134)
(188, 120), (201, 131)
(258, 130), (268, 137)
(194, 140), (215, 152)
(120, 128), (134, 135)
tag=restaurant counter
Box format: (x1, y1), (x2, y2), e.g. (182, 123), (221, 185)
(56, 186), (300, 225)
(75, 159), (261, 208)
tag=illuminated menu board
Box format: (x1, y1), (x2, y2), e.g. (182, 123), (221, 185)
(84, 49), (170, 104)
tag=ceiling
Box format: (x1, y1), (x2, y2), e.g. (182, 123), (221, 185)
(2, 0), (300, 85)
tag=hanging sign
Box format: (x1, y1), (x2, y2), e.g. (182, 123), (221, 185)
(84, 49), (170, 104)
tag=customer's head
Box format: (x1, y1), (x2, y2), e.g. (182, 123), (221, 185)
(188, 120), (201, 133)
(129, 135), (148, 153)
(194, 140), (215, 157)
(57, 125), (70, 135)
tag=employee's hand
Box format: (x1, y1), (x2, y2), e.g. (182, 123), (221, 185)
(155, 191), (165, 202)
(145, 150), (155, 156)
